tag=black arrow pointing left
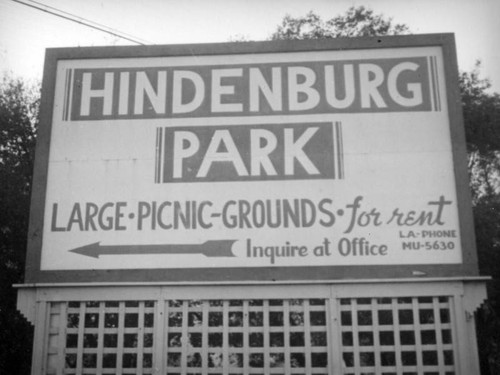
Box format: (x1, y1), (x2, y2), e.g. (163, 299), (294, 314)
(69, 240), (236, 258)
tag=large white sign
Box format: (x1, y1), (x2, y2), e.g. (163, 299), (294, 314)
(41, 45), (462, 271)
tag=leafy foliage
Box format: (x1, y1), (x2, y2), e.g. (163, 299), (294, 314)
(269, 7), (500, 374)
(461, 68), (500, 375)
(270, 6), (409, 40)
(0, 75), (38, 281)
(460, 63), (500, 201)
(0, 6), (499, 374)
(474, 195), (500, 375)
(0, 75), (38, 375)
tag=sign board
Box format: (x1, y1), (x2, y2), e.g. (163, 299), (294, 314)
(25, 34), (478, 283)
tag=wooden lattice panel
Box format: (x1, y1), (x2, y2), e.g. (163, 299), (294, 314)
(47, 300), (155, 375)
(339, 296), (456, 375)
(40, 294), (459, 375)
(165, 299), (329, 375)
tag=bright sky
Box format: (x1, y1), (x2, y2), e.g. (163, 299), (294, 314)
(1, 0), (499, 92)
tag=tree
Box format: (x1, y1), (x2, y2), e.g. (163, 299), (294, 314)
(459, 66), (500, 375)
(474, 195), (500, 375)
(270, 6), (409, 40)
(0, 75), (38, 375)
(270, 6), (500, 374)
(460, 63), (500, 202)
(1, 6), (499, 374)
